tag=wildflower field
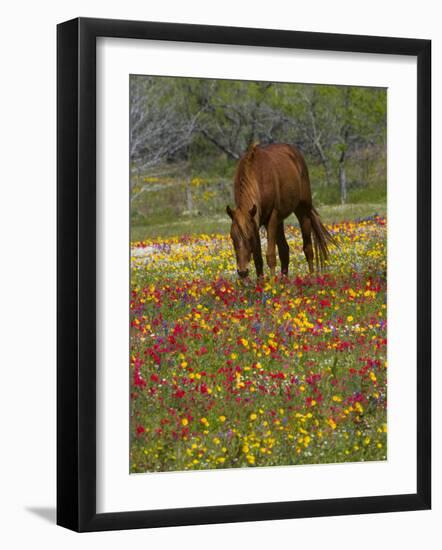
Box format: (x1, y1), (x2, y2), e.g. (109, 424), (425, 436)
(130, 215), (387, 473)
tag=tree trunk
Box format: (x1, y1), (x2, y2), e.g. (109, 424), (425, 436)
(313, 141), (332, 186)
(338, 92), (351, 204)
(321, 158), (332, 187)
(339, 161), (347, 204)
(185, 177), (194, 212)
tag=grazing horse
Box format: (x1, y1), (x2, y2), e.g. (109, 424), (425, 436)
(226, 142), (336, 279)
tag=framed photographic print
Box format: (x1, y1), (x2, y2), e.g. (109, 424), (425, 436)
(57, 17), (431, 532)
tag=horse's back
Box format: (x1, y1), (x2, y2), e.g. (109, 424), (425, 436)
(255, 143), (312, 216)
(258, 143), (308, 183)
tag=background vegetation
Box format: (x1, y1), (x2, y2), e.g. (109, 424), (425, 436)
(130, 75), (386, 239)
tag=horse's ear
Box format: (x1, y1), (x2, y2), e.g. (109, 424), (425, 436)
(226, 205), (234, 219)
(249, 204), (257, 218)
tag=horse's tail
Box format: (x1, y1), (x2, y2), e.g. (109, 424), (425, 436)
(309, 207), (338, 270)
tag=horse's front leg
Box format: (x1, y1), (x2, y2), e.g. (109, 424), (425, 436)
(265, 210), (279, 277)
(253, 233), (264, 279)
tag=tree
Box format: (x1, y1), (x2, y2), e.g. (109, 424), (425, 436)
(187, 79), (285, 159)
(129, 76), (202, 188)
(332, 86), (386, 203)
(275, 83), (386, 202)
(129, 75), (386, 205)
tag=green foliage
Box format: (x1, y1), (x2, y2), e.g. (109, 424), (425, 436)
(130, 76), (387, 205)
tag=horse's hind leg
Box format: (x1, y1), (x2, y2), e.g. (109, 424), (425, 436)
(295, 208), (314, 274)
(276, 222), (289, 276)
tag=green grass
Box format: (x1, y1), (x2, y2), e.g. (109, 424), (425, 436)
(131, 202), (386, 241)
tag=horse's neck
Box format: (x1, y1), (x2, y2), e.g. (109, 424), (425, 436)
(236, 178), (261, 223)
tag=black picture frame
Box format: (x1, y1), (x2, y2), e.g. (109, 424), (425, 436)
(57, 17), (431, 532)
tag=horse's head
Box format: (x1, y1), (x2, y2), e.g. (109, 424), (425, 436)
(226, 204), (258, 279)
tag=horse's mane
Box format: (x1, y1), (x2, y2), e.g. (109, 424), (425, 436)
(234, 143), (261, 220)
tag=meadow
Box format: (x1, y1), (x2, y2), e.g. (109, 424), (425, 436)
(130, 210), (387, 473)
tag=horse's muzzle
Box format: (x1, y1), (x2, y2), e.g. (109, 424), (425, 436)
(237, 269), (249, 279)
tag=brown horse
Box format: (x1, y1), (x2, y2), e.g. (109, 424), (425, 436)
(226, 142), (336, 279)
